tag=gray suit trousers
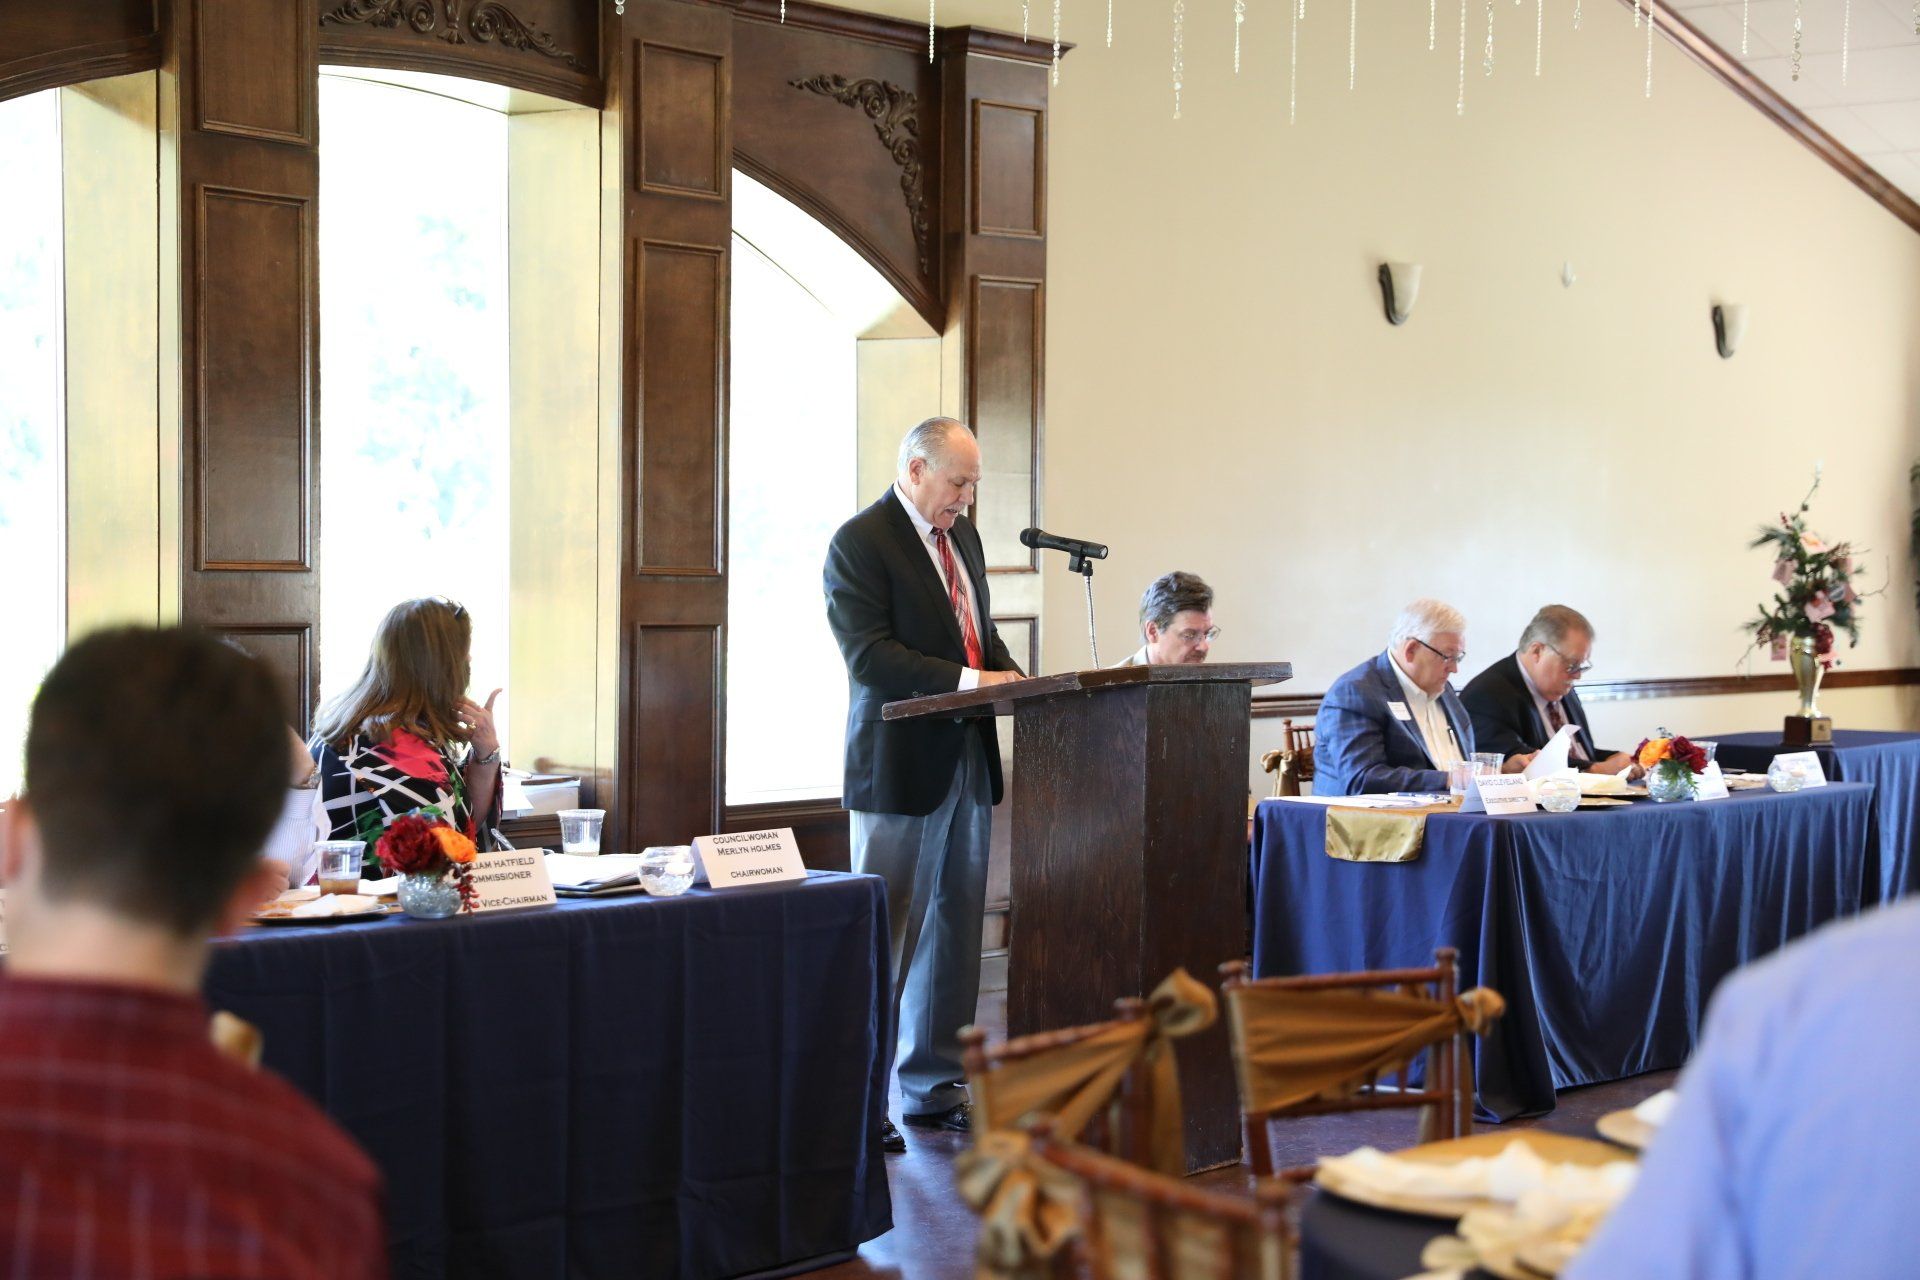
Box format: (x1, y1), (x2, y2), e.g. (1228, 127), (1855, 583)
(849, 734), (992, 1115)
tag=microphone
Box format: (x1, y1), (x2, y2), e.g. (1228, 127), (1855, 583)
(1019, 527), (1109, 561)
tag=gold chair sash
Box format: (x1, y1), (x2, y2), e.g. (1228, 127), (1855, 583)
(973, 968), (1217, 1176)
(956, 1131), (1084, 1280)
(1226, 985), (1505, 1114)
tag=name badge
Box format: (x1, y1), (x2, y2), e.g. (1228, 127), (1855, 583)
(466, 847), (558, 913)
(1387, 701), (1414, 722)
(1460, 773), (1537, 816)
(1771, 751), (1829, 787)
(1693, 761), (1732, 801)
(693, 827), (808, 889)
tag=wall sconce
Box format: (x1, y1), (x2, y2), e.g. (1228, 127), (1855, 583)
(1712, 303), (1749, 359)
(1379, 262), (1422, 326)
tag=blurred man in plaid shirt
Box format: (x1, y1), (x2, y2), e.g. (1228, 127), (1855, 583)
(0, 627), (386, 1278)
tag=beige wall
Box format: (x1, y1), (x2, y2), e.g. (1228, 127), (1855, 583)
(848, 0), (1920, 781)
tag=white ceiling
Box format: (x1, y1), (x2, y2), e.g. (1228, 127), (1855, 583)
(1666, 0), (1920, 202)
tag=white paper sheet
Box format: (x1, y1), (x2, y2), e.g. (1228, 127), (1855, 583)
(1523, 724), (1581, 780)
(544, 852), (644, 890)
(1276, 794), (1443, 810)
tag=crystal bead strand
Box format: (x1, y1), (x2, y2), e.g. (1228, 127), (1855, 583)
(1841, 0), (1851, 85)
(1791, 0), (1802, 79)
(1052, 0), (1062, 82)
(1430, 0), (1438, 50)
(1235, 0), (1246, 72)
(1534, 0), (1543, 73)
(928, 0), (935, 62)
(1172, 0), (1186, 116)
(1484, 0), (1495, 74)
(1289, 0), (1300, 121)
(1349, 0), (1358, 88)
(1457, 0), (1468, 113)
(1644, 0), (1654, 96)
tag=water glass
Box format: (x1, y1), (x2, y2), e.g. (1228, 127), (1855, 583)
(1447, 761), (1476, 797)
(1537, 776), (1580, 814)
(1767, 759), (1804, 793)
(558, 808), (605, 854)
(1472, 752), (1505, 775)
(1696, 740), (1719, 766)
(639, 845), (697, 896)
(317, 840), (366, 894)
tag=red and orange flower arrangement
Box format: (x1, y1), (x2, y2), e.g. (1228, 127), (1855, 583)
(375, 812), (480, 914)
(1635, 733), (1709, 800)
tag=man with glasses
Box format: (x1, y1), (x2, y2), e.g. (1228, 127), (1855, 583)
(1118, 571), (1218, 666)
(1462, 605), (1632, 774)
(1315, 599), (1533, 795)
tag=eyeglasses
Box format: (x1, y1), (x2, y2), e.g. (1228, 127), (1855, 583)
(1414, 637), (1466, 666)
(1176, 626), (1222, 643)
(1546, 642), (1593, 677)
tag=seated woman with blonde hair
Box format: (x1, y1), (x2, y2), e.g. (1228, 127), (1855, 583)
(312, 598), (502, 863)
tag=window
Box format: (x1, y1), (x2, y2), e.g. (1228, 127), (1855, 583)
(726, 171), (941, 805)
(0, 90), (65, 794)
(318, 74), (510, 722)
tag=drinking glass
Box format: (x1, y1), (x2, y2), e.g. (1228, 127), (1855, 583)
(1696, 740), (1719, 766)
(1447, 761), (1475, 797)
(317, 841), (366, 895)
(639, 846), (696, 896)
(1472, 752), (1504, 775)
(558, 808), (606, 854)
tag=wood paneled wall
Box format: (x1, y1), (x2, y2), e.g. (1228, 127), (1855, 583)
(166, 0), (323, 727)
(612, 0), (734, 848)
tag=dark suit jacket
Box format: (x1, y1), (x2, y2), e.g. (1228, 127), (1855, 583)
(1461, 652), (1617, 766)
(1312, 652), (1476, 796)
(824, 489), (1020, 815)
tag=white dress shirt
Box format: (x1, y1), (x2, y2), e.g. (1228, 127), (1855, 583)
(1516, 656), (1590, 762)
(893, 483), (983, 692)
(1386, 649), (1463, 769)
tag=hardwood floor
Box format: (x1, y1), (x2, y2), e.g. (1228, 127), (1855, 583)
(813, 990), (1677, 1280)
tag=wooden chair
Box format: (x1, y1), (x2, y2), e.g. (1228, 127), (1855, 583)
(1218, 948), (1502, 1180)
(1259, 720), (1316, 797)
(1033, 1125), (1296, 1280)
(961, 997), (1159, 1167)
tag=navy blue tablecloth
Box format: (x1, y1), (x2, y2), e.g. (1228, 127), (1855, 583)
(1712, 730), (1920, 903)
(1252, 786), (1877, 1120)
(205, 871), (893, 1280)
(1299, 1192), (1492, 1280)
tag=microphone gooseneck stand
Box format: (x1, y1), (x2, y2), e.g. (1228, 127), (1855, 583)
(1069, 547), (1099, 668)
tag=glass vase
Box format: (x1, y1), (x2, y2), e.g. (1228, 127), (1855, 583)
(397, 871), (460, 919)
(1646, 763), (1696, 803)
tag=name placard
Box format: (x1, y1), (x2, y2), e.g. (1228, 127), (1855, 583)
(466, 847), (557, 913)
(1460, 773), (1537, 816)
(1771, 751), (1829, 787)
(1693, 761), (1731, 801)
(693, 827), (807, 889)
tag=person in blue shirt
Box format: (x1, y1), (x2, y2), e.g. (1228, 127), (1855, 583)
(1569, 898), (1920, 1280)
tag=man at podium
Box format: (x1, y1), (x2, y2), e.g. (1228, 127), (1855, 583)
(823, 417), (1022, 1151)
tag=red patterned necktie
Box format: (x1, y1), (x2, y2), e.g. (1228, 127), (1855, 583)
(1547, 699), (1589, 760)
(932, 529), (984, 668)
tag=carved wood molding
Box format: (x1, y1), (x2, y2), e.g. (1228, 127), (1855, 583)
(788, 73), (930, 276)
(320, 0), (585, 71)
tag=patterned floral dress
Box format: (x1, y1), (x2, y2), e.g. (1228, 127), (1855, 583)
(313, 728), (499, 872)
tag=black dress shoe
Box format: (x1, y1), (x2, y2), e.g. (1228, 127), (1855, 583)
(900, 1102), (971, 1134)
(880, 1118), (906, 1153)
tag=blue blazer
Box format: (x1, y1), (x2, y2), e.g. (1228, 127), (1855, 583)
(1312, 652), (1477, 796)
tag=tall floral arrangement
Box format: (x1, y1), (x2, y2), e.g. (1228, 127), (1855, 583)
(1746, 472), (1871, 671)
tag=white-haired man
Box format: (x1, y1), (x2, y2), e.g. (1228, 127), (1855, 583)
(823, 417), (1023, 1152)
(1314, 599), (1533, 795)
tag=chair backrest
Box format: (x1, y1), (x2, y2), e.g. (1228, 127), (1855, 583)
(962, 997), (1158, 1166)
(1260, 721), (1317, 798)
(1219, 949), (1499, 1179)
(1035, 1128), (1295, 1280)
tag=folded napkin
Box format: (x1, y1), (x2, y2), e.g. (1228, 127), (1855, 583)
(1631, 1089), (1678, 1127)
(545, 852), (644, 891)
(1576, 772), (1630, 797)
(1320, 1139), (1635, 1209)
(290, 894), (379, 918)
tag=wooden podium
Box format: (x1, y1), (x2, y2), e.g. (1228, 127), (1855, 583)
(885, 661), (1292, 1170)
